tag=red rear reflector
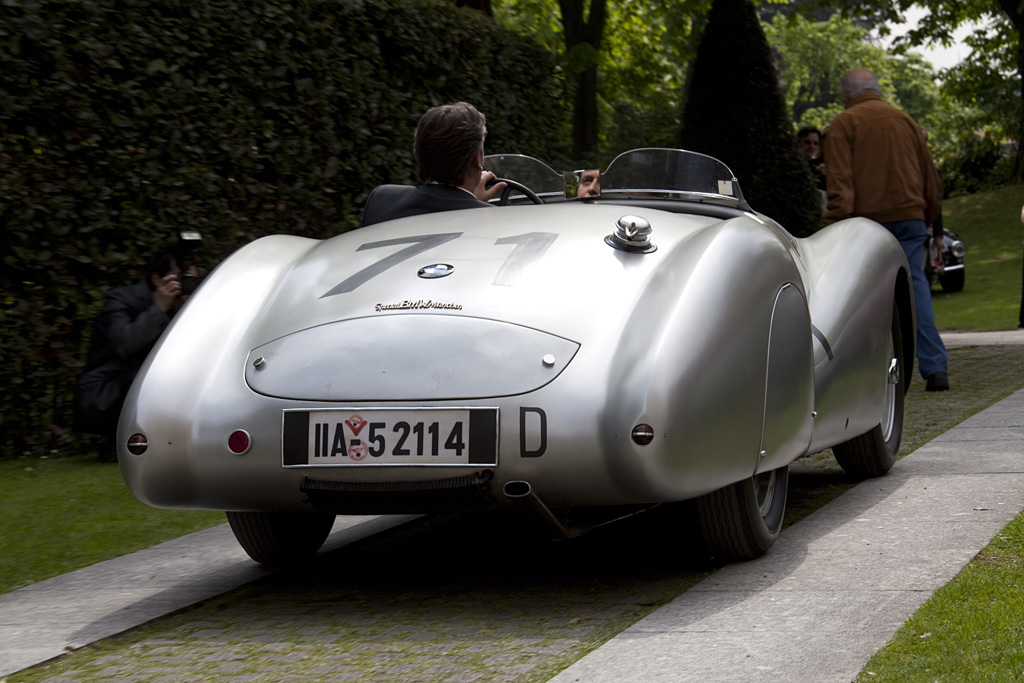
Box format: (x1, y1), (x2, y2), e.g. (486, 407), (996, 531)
(228, 430), (252, 455)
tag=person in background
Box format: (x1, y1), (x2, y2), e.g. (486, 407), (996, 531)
(361, 102), (506, 226)
(798, 125), (826, 192)
(823, 68), (949, 392)
(76, 243), (197, 460)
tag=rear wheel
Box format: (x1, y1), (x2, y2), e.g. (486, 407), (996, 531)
(226, 510), (336, 565)
(697, 465), (789, 560)
(833, 303), (904, 478)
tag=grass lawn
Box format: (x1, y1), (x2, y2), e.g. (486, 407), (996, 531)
(857, 514), (1024, 682)
(0, 455), (222, 594)
(932, 185), (1024, 331)
(850, 184), (1024, 681)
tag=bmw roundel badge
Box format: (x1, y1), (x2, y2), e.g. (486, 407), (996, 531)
(418, 264), (454, 279)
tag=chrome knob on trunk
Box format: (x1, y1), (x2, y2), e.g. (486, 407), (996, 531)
(606, 214), (656, 253)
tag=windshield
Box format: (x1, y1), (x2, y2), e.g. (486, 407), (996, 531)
(482, 154), (565, 194)
(484, 148), (748, 209)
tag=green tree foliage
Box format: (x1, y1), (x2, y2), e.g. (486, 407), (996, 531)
(830, 0), (1023, 183)
(936, 14), (1021, 187)
(600, 0), (709, 155)
(764, 13), (981, 193)
(0, 0), (566, 457)
(494, 0), (710, 164)
(681, 0), (822, 236)
(890, 53), (942, 128)
(765, 8), (1004, 196)
(764, 14), (892, 128)
(493, 0), (608, 161)
(764, 14), (941, 130)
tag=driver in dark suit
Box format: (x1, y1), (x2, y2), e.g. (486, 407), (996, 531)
(362, 102), (506, 226)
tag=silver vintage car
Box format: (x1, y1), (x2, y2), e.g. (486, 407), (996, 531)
(119, 148), (914, 563)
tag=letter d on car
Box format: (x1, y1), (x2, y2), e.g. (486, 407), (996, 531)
(519, 407), (547, 458)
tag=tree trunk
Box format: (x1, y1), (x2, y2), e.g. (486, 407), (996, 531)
(1012, 36), (1024, 183)
(572, 65), (599, 162)
(559, 0), (607, 163)
(997, 0), (1023, 183)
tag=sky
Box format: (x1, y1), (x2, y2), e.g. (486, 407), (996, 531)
(883, 6), (979, 72)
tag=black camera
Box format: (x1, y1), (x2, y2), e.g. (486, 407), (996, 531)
(175, 272), (199, 295)
(174, 231), (203, 296)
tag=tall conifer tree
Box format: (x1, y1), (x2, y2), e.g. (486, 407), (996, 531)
(680, 0), (822, 236)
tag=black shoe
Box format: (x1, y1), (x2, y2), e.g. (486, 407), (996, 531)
(926, 372), (949, 392)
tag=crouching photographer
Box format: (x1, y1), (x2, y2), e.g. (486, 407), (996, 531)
(76, 233), (202, 461)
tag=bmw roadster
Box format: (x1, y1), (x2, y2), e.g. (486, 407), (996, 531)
(118, 148), (914, 563)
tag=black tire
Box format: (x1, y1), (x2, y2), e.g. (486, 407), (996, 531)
(938, 269), (965, 293)
(697, 465), (789, 560)
(833, 303), (905, 478)
(226, 510), (336, 565)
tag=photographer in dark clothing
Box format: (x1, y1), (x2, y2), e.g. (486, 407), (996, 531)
(76, 243), (197, 460)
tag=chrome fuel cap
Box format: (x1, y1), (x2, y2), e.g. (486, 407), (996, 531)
(606, 215), (656, 253)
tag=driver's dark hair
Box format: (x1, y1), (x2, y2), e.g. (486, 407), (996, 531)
(414, 102), (487, 186)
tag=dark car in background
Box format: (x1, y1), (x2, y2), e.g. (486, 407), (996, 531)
(928, 229), (966, 293)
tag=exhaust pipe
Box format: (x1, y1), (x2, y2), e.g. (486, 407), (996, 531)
(503, 480), (577, 540)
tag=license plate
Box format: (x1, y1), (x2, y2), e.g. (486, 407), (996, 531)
(282, 408), (498, 466)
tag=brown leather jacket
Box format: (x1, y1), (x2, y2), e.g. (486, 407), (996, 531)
(823, 93), (942, 227)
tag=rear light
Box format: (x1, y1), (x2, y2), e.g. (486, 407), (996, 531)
(631, 424), (655, 446)
(228, 430), (252, 455)
(127, 433), (149, 455)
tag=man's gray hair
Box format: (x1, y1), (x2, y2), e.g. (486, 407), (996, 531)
(842, 69), (881, 99)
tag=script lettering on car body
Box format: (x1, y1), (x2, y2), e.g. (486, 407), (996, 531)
(374, 300), (464, 312)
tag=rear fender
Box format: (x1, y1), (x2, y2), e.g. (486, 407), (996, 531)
(118, 235), (318, 505)
(599, 216), (809, 500)
(802, 218), (912, 452)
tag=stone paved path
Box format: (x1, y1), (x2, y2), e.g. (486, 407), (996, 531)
(3, 332), (1024, 682)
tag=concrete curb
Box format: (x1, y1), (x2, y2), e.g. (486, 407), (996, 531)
(550, 389), (1024, 682)
(941, 330), (1024, 347)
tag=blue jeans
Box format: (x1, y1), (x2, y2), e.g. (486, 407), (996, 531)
(883, 220), (948, 378)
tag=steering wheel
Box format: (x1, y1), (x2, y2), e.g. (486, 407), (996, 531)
(491, 178), (543, 206)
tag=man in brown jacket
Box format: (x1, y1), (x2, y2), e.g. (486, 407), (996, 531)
(824, 69), (949, 391)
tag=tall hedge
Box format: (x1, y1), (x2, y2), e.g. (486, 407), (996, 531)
(679, 0), (821, 237)
(0, 0), (566, 457)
